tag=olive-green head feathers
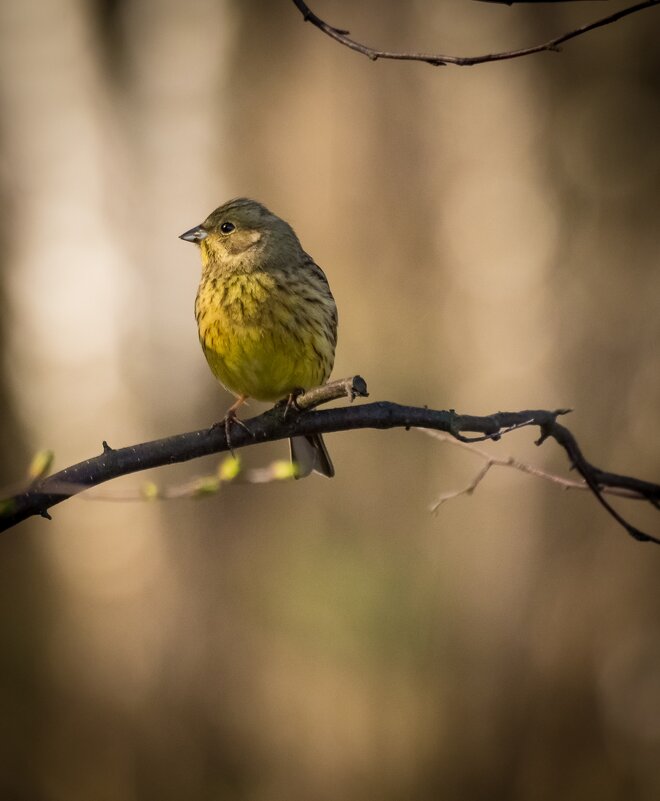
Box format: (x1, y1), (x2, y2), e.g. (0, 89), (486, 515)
(180, 198), (300, 265)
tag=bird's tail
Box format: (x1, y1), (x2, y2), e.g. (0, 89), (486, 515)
(289, 434), (334, 478)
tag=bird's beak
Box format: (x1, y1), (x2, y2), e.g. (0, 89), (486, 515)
(179, 225), (208, 243)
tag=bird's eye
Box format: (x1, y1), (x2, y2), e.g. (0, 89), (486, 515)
(220, 221), (235, 234)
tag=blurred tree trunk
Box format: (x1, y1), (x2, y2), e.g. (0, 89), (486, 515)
(0, 115), (45, 801)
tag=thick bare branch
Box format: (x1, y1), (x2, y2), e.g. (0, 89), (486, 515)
(291, 0), (660, 67)
(1, 376), (658, 542)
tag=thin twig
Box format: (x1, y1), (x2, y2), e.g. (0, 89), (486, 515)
(291, 0), (660, 67)
(77, 456), (301, 502)
(422, 430), (650, 514)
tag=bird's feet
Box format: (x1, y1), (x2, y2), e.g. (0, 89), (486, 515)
(279, 388), (305, 421)
(209, 396), (252, 456)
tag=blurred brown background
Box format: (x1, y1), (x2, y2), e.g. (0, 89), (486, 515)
(1, 1), (659, 798)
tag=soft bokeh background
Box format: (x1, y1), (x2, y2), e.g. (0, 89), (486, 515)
(1, 1), (659, 798)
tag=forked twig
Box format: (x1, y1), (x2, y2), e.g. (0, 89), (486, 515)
(422, 429), (651, 513)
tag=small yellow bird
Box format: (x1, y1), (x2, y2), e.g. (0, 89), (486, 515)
(180, 198), (337, 477)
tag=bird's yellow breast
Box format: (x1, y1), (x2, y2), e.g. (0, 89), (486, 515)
(195, 270), (335, 402)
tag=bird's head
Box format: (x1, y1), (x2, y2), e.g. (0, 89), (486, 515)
(179, 198), (299, 270)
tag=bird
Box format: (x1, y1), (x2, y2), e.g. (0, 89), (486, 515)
(179, 198), (337, 478)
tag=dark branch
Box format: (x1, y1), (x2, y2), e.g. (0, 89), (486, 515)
(291, 0), (660, 67)
(1, 375), (658, 542)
